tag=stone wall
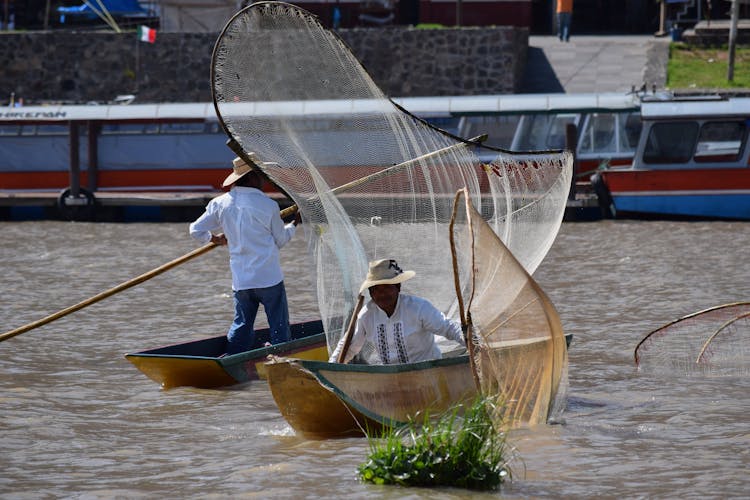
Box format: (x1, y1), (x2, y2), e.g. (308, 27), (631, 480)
(0, 26), (527, 104)
(680, 20), (750, 47)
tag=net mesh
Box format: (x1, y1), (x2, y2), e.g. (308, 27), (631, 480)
(450, 189), (569, 426)
(211, 2), (573, 355)
(634, 302), (750, 376)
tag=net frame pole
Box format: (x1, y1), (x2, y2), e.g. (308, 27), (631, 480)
(253, 134), (488, 220)
(695, 311), (750, 364)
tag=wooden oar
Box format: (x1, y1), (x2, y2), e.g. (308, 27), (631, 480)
(0, 207), (289, 343)
(0, 243), (219, 343)
(0, 137), (483, 343)
(336, 294), (365, 364)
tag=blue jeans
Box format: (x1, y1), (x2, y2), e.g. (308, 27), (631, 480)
(226, 281), (291, 354)
(558, 12), (571, 42)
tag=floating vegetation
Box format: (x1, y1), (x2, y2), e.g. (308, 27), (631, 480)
(358, 397), (513, 490)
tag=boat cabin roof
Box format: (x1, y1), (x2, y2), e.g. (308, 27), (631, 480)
(641, 96), (750, 120)
(0, 102), (220, 122)
(0, 93), (641, 123)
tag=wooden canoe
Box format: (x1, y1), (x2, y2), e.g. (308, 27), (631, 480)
(125, 319), (327, 389)
(265, 353), (475, 438)
(265, 334), (572, 439)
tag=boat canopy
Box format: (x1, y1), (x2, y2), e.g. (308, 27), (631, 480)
(0, 103), (219, 122)
(0, 93), (640, 123)
(58, 0), (147, 19)
(641, 97), (750, 120)
(394, 92), (640, 117)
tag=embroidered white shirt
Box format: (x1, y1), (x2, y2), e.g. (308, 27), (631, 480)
(329, 294), (464, 364)
(189, 186), (296, 290)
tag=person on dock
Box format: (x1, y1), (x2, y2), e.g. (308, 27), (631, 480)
(189, 155), (301, 355)
(557, 0), (573, 42)
(329, 259), (465, 364)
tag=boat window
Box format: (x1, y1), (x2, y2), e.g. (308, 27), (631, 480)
(693, 121), (745, 163)
(620, 112), (642, 151)
(546, 114), (577, 150)
(159, 122), (206, 134)
(513, 114), (552, 151)
(143, 123), (160, 134)
(426, 116), (461, 136)
(459, 115), (520, 149)
(579, 113), (616, 153)
(0, 124), (20, 135)
(643, 122), (698, 164)
(20, 125), (36, 136)
(101, 123), (148, 135)
(35, 124), (69, 136)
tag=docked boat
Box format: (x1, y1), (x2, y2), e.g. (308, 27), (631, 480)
(0, 93), (637, 195)
(125, 319), (327, 389)
(592, 95), (750, 220)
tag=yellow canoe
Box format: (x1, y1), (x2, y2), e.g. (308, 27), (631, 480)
(125, 319), (327, 389)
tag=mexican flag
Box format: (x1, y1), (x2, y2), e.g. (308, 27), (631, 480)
(138, 25), (156, 44)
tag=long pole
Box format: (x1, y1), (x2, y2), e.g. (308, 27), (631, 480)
(0, 136), (484, 343)
(44, 0), (51, 29)
(728, 0), (739, 81)
(0, 244), (218, 343)
(656, 0), (667, 37)
(335, 294), (365, 363)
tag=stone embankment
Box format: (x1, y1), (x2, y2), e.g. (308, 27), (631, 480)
(0, 27), (527, 104)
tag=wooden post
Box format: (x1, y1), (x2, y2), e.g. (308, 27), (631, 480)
(655, 0), (667, 36)
(69, 121), (80, 197)
(728, 0), (739, 81)
(87, 121), (99, 191)
(565, 122), (577, 201)
(44, 0), (51, 29)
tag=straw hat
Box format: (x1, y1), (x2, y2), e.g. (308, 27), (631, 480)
(359, 259), (416, 294)
(222, 152), (281, 187)
(222, 156), (255, 187)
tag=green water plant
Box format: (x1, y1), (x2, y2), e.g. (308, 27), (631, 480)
(358, 396), (513, 490)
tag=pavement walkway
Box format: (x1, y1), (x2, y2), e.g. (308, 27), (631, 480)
(521, 35), (671, 94)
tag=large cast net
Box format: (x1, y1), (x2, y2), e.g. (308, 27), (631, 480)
(635, 302), (750, 377)
(211, 2), (573, 355)
(450, 189), (568, 426)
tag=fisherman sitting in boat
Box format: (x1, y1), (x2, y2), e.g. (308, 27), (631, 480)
(189, 155), (301, 355)
(329, 259), (465, 364)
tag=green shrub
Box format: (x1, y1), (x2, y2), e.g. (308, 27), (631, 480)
(358, 397), (512, 490)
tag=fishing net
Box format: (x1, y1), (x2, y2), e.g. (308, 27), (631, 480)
(450, 189), (568, 426)
(634, 302), (750, 376)
(211, 1), (573, 355)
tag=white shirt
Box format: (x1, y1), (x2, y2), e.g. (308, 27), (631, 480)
(329, 294), (464, 364)
(189, 186), (296, 290)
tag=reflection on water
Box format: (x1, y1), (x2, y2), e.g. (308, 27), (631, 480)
(1, 220), (749, 498)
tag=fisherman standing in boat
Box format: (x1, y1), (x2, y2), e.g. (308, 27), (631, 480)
(329, 259), (465, 364)
(189, 155), (301, 355)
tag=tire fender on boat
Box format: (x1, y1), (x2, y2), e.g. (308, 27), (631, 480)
(57, 187), (96, 221)
(590, 172), (615, 219)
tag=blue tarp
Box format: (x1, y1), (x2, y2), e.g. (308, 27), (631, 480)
(58, 0), (146, 20)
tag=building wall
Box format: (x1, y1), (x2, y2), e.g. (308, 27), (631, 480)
(278, 0), (531, 29)
(0, 26), (527, 104)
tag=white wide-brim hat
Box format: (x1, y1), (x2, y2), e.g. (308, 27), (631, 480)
(222, 154), (277, 187)
(359, 259), (416, 294)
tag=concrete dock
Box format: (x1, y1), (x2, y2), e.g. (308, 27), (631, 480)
(0, 191), (221, 222)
